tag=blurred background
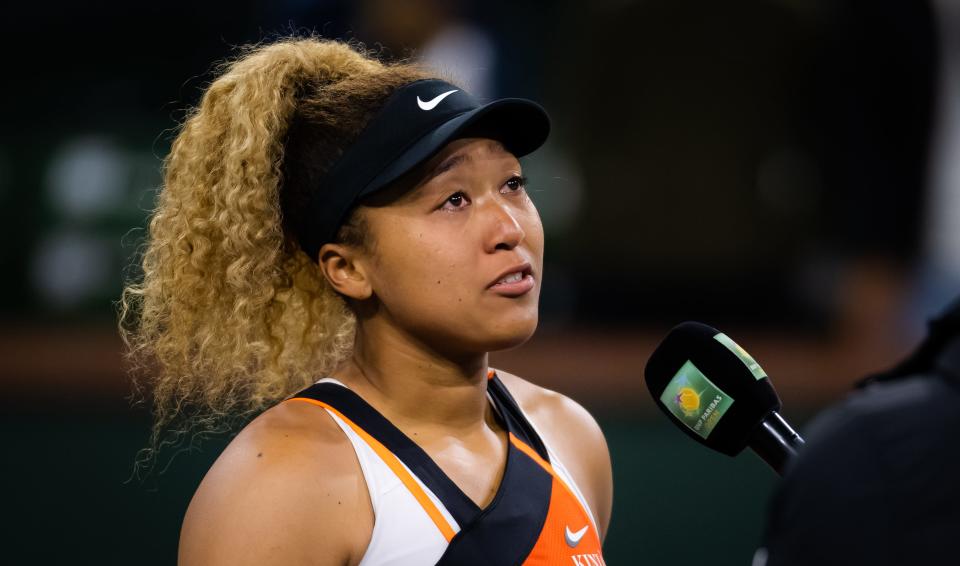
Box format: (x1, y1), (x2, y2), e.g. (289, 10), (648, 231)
(3, 0), (959, 563)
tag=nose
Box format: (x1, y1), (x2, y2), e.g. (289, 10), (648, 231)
(483, 198), (526, 252)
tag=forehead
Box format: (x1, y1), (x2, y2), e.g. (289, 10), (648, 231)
(429, 137), (511, 164)
(364, 138), (519, 206)
(420, 138), (518, 181)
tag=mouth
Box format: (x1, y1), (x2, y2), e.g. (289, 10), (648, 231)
(488, 263), (535, 297)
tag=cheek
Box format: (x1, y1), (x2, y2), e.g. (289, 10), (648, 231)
(521, 204), (545, 259)
(372, 228), (471, 309)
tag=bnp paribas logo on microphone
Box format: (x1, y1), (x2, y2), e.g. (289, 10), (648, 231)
(660, 360), (735, 439)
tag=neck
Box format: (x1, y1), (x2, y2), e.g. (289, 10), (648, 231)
(339, 315), (491, 432)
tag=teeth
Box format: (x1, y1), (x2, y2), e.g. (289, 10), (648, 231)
(497, 272), (523, 284)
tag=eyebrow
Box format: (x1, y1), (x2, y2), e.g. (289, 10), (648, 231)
(427, 154), (469, 183)
(422, 140), (510, 185)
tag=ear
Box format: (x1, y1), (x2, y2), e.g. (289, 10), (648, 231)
(317, 243), (373, 300)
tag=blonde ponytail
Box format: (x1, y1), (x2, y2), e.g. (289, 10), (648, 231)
(118, 37), (434, 465)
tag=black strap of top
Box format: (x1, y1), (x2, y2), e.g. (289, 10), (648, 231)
(486, 374), (550, 462)
(290, 381), (481, 526)
(436, 374), (554, 566)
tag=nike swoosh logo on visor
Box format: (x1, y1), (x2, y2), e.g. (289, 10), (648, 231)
(417, 89), (459, 111)
(565, 525), (589, 548)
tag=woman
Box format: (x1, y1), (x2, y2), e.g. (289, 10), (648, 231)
(121, 37), (612, 565)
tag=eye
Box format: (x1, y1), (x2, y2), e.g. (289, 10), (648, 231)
(502, 175), (528, 194)
(441, 191), (470, 211)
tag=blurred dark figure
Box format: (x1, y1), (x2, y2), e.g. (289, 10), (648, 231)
(553, 0), (939, 332)
(356, 0), (496, 97)
(818, 0), (939, 262)
(816, 0), (941, 357)
(758, 294), (960, 565)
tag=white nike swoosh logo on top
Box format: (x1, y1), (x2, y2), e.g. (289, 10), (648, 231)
(417, 89), (459, 110)
(565, 525), (589, 548)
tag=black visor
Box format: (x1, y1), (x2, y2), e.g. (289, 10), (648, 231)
(298, 79), (551, 259)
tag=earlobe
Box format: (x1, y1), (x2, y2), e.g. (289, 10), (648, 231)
(317, 243), (372, 300)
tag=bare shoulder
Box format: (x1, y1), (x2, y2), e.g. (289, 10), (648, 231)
(493, 369), (607, 453)
(178, 399), (372, 566)
(493, 369), (614, 539)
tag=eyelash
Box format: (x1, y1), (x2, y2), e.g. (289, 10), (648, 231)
(440, 175), (528, 211)
(504, 175), (528, 192)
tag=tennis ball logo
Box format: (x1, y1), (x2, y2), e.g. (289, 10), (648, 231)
(675, 387), (701, 417)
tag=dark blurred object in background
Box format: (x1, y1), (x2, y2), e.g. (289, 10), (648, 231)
(0, 0), (945, 333)
(758, 294), (960, 565)
(549, 0), (939, 330)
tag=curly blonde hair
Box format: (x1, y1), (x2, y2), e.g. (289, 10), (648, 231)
(118, 37), (437, 462)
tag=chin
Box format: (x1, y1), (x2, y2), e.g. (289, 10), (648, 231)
(482, 312), (539, 352)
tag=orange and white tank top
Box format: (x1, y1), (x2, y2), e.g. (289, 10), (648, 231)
(286, 372), (607, 566)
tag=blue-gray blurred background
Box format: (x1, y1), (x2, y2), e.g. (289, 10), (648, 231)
(3, 0), (960, 563)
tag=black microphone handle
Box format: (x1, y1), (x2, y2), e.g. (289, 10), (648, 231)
(748, 411), (805, 476)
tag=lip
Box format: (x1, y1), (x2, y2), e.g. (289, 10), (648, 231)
(488, 262), (535, 297)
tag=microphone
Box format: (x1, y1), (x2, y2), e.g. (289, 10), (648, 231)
(644, 321), (804, 476)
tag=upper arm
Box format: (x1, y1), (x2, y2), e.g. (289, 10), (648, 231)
(178, 403), (371, 566)
(494, 370), (614, 540)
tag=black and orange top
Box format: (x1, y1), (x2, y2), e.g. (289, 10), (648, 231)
(286, 371), (606, 565)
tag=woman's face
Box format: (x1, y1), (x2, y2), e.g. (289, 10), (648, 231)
(358, 137), (544, 356)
